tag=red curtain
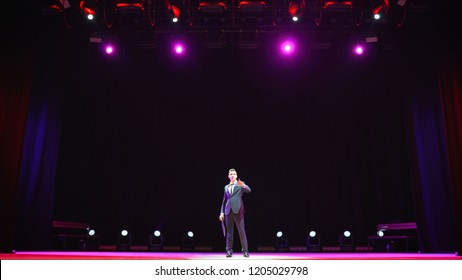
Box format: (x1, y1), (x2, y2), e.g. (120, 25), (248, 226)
(438, 55), (462, 256)
(0, 49), (35, 252)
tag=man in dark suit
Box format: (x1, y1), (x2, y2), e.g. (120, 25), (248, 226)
(219, 168), (251, 257)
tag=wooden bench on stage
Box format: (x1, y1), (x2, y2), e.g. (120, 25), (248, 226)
(52, 220), (98, 250)
(368, 222), (418, 252)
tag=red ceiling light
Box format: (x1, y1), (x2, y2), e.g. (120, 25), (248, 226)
(198, 1), (227, 13)
(322, 1), (352, 9)
(288, 0), (306, 21)
(372, 0), (389, 20)
(80, 0), (97, 19)
(165, 0), (181, 21)
(115, 0), (145, 12)
(238, 1), (266, 13)
(314, 0), (353, 26)
(47, 0), (71, 12)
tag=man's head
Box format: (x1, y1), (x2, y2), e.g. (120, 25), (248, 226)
(228, 168), (237, 182)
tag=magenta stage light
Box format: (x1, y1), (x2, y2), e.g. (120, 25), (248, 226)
(105, 45), (115, 55)
(353, 45), (365, 55)
(173, 43), (186, 55)
(280, 40), (296, 56)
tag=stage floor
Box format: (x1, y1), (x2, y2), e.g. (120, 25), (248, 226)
(1, 251), (460, 260)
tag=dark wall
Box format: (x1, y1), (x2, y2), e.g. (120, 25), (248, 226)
(45, 27), (421, 250)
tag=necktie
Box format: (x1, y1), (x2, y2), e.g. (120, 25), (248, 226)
(230, 184), (234, 194)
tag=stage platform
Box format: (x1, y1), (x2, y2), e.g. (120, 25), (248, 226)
(1, 251), (460, 260)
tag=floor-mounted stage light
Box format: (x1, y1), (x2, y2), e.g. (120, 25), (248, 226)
(307, 230), (321, 252)
(182, 230), (195, 251)
(275, 231), (288, 251)
(117, 229), (132, 251)
(149, 230), (164, 251)
(339, 230), (354, 252)
(81, 228), (100, 251)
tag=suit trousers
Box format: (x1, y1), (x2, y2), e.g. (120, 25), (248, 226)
(225, 211), (248, 252)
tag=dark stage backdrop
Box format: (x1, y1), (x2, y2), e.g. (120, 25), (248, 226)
(46, 31), (419, 250)
(5, 4), (460, 253)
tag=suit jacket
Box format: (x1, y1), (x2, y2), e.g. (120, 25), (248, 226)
(220, 182), (251, 215)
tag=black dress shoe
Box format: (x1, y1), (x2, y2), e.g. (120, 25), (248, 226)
(226, 252), (233, 258)
(243, 251), (249, 258)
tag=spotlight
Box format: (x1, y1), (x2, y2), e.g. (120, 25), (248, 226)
(84, 228), (100, 251)
(166, 0), (181, 23)
(239, 0), (266, 14)
(307, 230), (321, 252)
(169, 37), (189, 58)
(104, 44), (115, 55)
(280, 40), (296, 56)
(198, 1), (227, 25)
(275, 231), (288, 251)
(115, 0), (145, 13)
(370, 229), (396, 252)
(43, 0), (71, 13)
(339, 230), (354, 252)
(173, 42), (185, 55)
(80, 0), (97, 20)
(149, 230), (164, 251)
(288, 1), (305, 22)
(117, 229), (132, 251)
(353, 44), (365, 55)
(348, 34), (371, 58)
(372, 1), (389, 21)
(182, 230), (195, 251)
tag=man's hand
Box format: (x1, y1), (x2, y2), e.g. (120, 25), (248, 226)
(219, 213), (224, 221)
(237, 179), (245, 187)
